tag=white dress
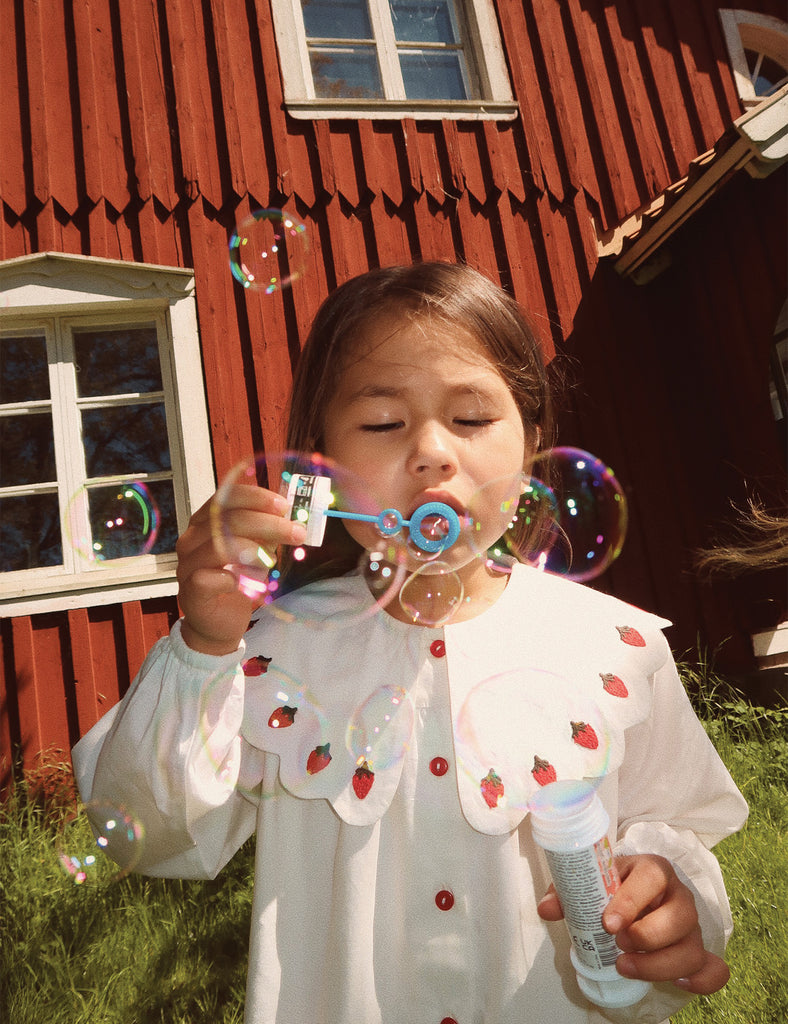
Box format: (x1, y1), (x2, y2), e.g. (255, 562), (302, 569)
(72, 563), (748, 1024)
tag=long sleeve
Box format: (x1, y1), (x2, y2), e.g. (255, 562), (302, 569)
(605, 656), (749, 1023)
(71, 620), (265, 879)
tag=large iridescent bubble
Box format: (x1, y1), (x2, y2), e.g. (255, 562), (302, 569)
(470, 447), (627, 582)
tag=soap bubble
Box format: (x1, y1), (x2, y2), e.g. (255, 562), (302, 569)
(398, 560), (465, 626)
(470, 447), (627, 581)
(56, 801), (145, 885)
(65, 481), (160, 562)
(527, 778), (600, 817)
(229, 209), (309, 293)
(199, 666), (328, 798)
(346, 685), (414, 771)
(454, 669), (611, 812)
(213, 451), (408, 629)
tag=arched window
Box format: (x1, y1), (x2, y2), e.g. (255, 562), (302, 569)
(719, 9), (788, 108)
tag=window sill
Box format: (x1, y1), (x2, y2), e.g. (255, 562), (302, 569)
(283, 98), (519, 121)
(0, 561), (180, 616)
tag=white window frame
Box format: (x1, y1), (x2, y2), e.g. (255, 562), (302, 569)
(719, 9), (788, 109)
(271, 0), (517, 120)
(0, 252), (215, 616)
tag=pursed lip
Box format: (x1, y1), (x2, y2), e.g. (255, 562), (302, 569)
(406, 491), (469, 521)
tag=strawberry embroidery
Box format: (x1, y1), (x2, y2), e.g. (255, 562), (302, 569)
(531, 756), (557, 786)
(306, 743), (332, 775)
(480, 769), (505, 808)
(267, 705), (297, 729)
(571, 721), (599, 749)
(242, 654), (272, 676)
(600, 672), (628, 698)
(352, 761), (375, 799)
(616, 625), (645, 647)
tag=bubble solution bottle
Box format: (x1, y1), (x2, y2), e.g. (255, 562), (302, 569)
(529, 780), (651, 1009)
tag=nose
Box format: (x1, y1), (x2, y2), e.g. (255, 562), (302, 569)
(406, 421), (458, 479)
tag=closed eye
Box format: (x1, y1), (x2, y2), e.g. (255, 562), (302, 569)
(454, 418), (495, 428)
(361, 421), (403, 432)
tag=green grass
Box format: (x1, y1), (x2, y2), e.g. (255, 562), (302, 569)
(671, 664), (788, 1024)
(1, 660), (786, 1023)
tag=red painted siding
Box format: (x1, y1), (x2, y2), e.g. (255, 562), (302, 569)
(1, 0), (785, 777)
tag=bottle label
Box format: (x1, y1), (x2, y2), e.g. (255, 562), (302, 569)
(285, 473), (331, 546)
(544, 836), (621, 971)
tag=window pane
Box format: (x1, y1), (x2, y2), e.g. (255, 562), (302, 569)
(0, 335), (50, 403)
(85, 479), (177, 560)
(74, 327), (163, 397)
(0, 412), (56, 486)
(309, 46), (383, 98)
(391, 0), (459, 43)
(82, 403), (171, 478)
(751, 53), (788, 95)
(400, 50), (467, 99)
(301, 0), (372, 40)
(0, 492), (62, 571)
(147, 479), (179, 555)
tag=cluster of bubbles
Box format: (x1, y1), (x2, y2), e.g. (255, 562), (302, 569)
(56, 801), (145, 886)
(211, 446), (628, 630)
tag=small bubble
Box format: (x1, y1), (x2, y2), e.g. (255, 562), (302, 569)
(65, 481), (159, 562)
(229, 209), (309, 294)
(56, 801), (145, 885)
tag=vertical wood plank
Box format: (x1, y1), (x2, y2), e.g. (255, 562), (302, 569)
(68, 608), (101, 736)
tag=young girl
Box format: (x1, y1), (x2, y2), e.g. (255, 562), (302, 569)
(73, 263), (747, 1024)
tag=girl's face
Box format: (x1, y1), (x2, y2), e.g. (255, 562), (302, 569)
(322, 311), (533, 610)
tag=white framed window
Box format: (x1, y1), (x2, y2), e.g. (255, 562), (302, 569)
(719, 9), (788, 108)
(271, 0), (517, 119)
(0, 253), (215, 616)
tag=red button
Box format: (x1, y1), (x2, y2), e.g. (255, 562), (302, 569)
(440, 1018), (458, 1024)
(430, 639), (446, 658)
(430, 756), (449, 776)
(435, 889), (454, 911)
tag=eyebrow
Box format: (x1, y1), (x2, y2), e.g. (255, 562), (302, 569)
(345, 381), (505, 403)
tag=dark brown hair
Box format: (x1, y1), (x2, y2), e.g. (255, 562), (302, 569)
(280, 262), (556, 586)
(695, 500), (788, 575)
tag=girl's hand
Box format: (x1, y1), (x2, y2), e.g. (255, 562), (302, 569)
(175, 484), (306, 655)
(537, 853), (730, 995)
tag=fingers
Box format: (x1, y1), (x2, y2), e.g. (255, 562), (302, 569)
(672, 952), (731, 995)
(536, 885), (564, 922)
(601, 855), (730, 996)
(615, 924), (707, 984)
(178, 486), (306, 574)
(175, 484), (306, 654)
(603, 856), (698, 948)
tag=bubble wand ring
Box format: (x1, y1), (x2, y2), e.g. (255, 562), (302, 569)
(325, 501), (464, 553)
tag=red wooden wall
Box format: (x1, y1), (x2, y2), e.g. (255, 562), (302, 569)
(1, 0), (785, 783)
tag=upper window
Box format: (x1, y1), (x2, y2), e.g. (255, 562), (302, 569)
(271, 0), (517, 119)
(0, 253), (215, 615)
(719, 9), (788, 108)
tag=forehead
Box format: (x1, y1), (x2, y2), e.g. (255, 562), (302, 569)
(337, 310), (508, 394)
